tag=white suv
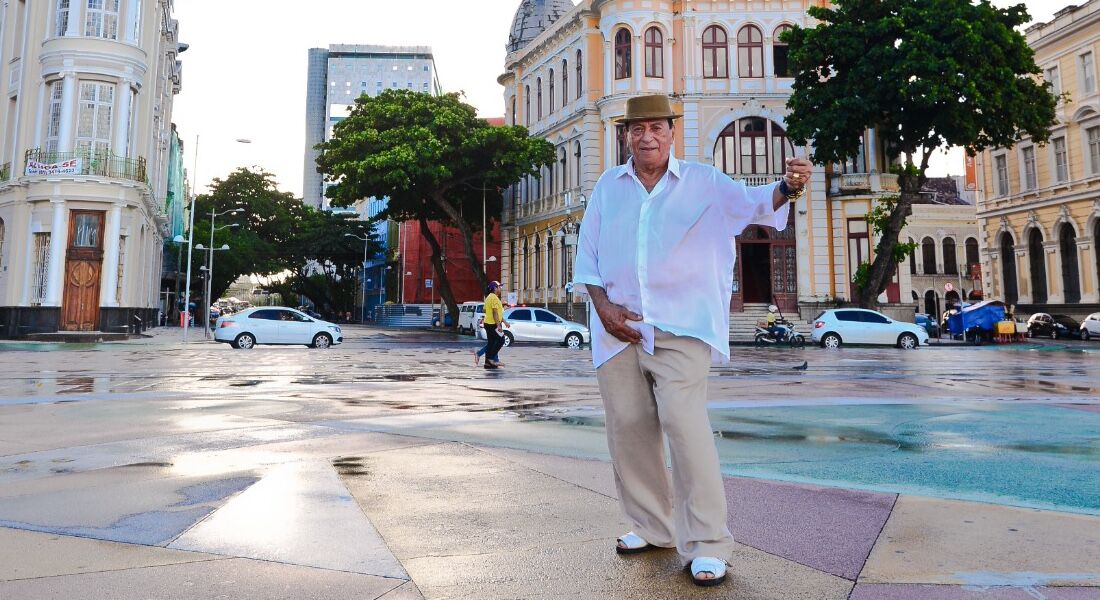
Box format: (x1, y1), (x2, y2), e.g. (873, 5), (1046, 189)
(812, 308), (928, 349)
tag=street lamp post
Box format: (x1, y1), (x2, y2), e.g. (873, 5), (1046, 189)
(199, 207), (242, 338)
(345, 233), (370, 322)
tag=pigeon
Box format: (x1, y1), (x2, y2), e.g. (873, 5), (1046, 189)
(792, 361), (808, 371)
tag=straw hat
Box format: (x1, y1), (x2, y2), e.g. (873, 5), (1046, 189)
(615, 94), (682, 123)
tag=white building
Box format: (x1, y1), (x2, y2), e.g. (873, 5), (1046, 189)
(0, 0), (183, 337)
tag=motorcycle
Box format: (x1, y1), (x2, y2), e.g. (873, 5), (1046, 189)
(754, 318), (806, 348)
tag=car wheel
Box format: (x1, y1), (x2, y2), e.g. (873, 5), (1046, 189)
(565, 332), (583, 349)
(311, 333), (333, 349)
(790, 334), (806, 348)
(502, 332), (514, 347)
(233, 333), (255, 350)
(1083, 329), (1091, 341)
(821, 333), (842, 349)
(897, 332), (918, 349)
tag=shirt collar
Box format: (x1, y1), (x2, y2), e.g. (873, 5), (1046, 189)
(619, 155), (682, 180)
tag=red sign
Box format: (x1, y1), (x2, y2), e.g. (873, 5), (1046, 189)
(964, 154), (977, 191)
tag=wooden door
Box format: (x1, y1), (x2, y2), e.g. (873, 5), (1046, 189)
(61, 211), (106, 331)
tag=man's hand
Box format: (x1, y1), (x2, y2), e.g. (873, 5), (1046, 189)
(784, 157), (812, 192)
(587, 286), (642, 344)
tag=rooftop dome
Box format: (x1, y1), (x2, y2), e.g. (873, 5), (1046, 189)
(507, 0), (574, 53)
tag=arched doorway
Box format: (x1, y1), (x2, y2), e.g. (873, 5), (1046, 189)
(1059, 223), (1080, 303)
(924, 290), (939, 317)
(730, 209), (797, 311)
(1000, 232), (1018, 306)
(945, 290), (960, 309)
(1028, 229), (1047, 304)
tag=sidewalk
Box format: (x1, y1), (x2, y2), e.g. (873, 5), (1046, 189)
(1, 431), (1097, 599)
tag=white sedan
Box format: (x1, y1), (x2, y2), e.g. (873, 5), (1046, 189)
(811, 308), (928, 349)
(477, 307), (590, 348)
(214, 307), (343, 349)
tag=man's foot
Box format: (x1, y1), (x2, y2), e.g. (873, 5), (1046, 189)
(615, 532), (658, 555)
(483, 362), (498, 370)
(686, 557), (728, 587)
(487, 359), (505, 368)
(473, 351), (481, 367)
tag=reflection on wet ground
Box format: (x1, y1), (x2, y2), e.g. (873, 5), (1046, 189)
(1, 326), (1097, 516)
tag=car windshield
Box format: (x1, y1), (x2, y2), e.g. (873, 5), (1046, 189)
(1053, 315), (1078, 326)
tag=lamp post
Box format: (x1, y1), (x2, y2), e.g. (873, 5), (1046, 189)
(345, 233), (370, 322)
(195, 242), (232, 338)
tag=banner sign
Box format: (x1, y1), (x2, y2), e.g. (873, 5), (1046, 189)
(26, 158), (81, 175)
(964, 154), (977, 191)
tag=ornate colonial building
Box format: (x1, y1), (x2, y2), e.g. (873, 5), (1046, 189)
(499, 0), (908, 325)
(975, 0), (1100, 317)
(0, 0), (183, 337)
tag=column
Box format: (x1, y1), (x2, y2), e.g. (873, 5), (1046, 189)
(113, 80), (132, 156)
(32, 81), (47, 149)
(1044, 240), (1061, 304)
(124, 0), (140, 44)
(58, 73), (77, 153)
(868, 128), (882, 190)
(44, 199), (68, 306)
(604, 39), (613, 92)
(100, 203), (122, 306)
(1014, 244), (1031, 303)
(633, 34), (642, 91)
(19, 206), (36, 306)
(1079, 237), (1098, 303)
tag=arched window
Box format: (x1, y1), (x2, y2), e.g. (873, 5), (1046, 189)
(614, 29), (632, 80)
(908, 238), (917, 275)
(702, 25), (728, 79)
(510, 238), (518, 290)
(965, 237), (979, 270)
(536, 78), (543, 120)
(522, 238), (529, 291)
(737, 25), (764, 78)
(546, 234), (554, 289)
(524, 86), (530, 126)
(1059, 223), (1080, 303)
(645, 27), (664, 78)
(576, 50), (583, 98)
(1001, 232), (1018, 305)
(1028, 229), (1047, 304)
(560, 148), (568, 192)
(574, 141), (582, 189)
(562, 59), (569, 107)
(773, 25), (793, 77)
(548, 70), (555, 114)
(713, 118), (793, 176)
(924, 290), (938, 317)
(0, 217), (5, 271)
(534, 233), (542, 290)
(510, 96), (516, 126)
(922, 237), (937, 274)
(943, 238), (957, 275)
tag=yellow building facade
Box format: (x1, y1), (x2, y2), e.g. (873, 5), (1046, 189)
(976, 0), (1100, 316)
(500, 0), (937, 324)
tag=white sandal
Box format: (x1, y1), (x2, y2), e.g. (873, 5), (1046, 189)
(615, 531), (656, 555)
(687, 556), (728, 587)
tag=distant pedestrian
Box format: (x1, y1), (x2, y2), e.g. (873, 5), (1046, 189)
(573, 94), (810, 587)
(481, 281), (509, 369)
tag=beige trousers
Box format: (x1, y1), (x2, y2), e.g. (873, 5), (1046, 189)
(595, 329), (734, 563)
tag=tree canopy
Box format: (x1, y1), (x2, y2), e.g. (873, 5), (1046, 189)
(315, 90), (554, 323)
(782, 0), (1058, 307)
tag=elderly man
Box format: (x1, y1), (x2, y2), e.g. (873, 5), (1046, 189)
(573, 94), (811, 587)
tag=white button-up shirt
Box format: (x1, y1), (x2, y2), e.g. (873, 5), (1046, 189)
(573, 156), (790, 368)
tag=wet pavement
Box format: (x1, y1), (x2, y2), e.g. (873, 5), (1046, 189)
(0, 325), (1097, 599)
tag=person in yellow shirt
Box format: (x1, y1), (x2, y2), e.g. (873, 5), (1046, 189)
(481, 281), (509, 369)
(766, 304), (780, 338)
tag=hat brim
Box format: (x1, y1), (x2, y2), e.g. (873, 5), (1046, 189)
(614, 113), (683, 124)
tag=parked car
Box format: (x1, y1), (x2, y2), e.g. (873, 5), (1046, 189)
(457, 302), (485, 334)
(477, 307), (590, 348)
(1026, 313), (1082, 340)
(214, 307), (343, 349)
(812, 308), (929, 349)
(1082, 313), (1100, 341)
(914, 313), (940, 338)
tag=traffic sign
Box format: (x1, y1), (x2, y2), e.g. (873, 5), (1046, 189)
(944, 282), (954, 292)
(425, 278), (432, 289)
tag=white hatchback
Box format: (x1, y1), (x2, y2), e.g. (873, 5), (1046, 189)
(1082, 313), (1100, 342)
(214, 307), (343, 349)
(812, 308), (928, 349)
(477, 307), (590, 348)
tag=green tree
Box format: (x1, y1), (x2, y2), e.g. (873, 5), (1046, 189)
(315, 89), (554, 324)
(783, 0), (1058, 307)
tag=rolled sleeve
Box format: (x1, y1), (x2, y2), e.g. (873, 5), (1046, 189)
(572, 191), (603, 295)
(719, 177), (791, 235)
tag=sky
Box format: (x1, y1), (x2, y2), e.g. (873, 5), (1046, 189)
(172, 0), (1061, 197)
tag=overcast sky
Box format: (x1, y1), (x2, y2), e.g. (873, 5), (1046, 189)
(172, 0), (1059, 197)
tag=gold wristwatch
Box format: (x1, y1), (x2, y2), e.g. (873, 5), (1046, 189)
(779, 177), (805, 200)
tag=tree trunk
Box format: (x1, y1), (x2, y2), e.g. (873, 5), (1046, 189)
(856, 173), (925, 308)
(419, 217), (459, 327)
(430, 191), (487, 295)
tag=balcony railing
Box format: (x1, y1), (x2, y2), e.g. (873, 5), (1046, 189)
(0, 162), (10, 182)
(879, 173), (900, 192)
(24, 149), (147, 184)
(732, 174), (785, 186)
(838, 173), (870, 191)
(514, 187), (584, 222)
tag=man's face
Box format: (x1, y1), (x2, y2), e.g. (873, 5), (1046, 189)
(628, 119), (674, 170)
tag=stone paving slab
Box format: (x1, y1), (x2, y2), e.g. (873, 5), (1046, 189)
(0, 526), (220, 581)
(850, 584), (1100, 599)
(0, 557), (405, 600)
(344, 442), (852, 599)
(170, 460), (407, 579)
(861, 496), (1100, 586)
(725, 476), (896, 580)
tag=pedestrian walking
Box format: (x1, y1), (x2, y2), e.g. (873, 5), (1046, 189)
(572, 94), (810, 587)
(480, 281), (510, 369)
